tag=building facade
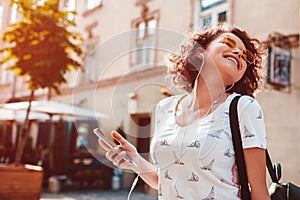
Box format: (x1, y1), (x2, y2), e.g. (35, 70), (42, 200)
(0, 0), (299, 192)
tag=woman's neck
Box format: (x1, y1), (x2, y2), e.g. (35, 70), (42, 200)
(193, 77), (227, 110)
(175, 77), (229, 126)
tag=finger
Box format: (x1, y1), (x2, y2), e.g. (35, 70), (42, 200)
(98, 139), (112, 151)
(119, 159), (132, 169)
(112, 151), (127, 166)
(105, 147), (119, 161)
(111, 131), (127, 146)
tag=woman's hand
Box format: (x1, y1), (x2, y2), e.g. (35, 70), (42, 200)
(98, 131), (139, 173)
(98, 131), (158, 189)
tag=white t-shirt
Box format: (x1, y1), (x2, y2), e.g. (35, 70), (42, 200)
(150, 93), (267, 200)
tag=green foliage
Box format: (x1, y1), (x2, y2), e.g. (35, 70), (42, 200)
(0, 0), (83, 93)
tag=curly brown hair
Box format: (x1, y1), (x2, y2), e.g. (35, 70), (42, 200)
(166, 23), (266, 97)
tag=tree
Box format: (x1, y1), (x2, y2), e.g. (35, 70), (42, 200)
(0, 0), (83, 164)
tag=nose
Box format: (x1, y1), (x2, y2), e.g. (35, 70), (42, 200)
(232, 50), (243, 58)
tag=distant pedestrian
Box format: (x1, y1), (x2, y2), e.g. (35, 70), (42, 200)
(4, 142), (14, 163)
(37, 144), (49, 166)
(22, 136), (35, 164)
(0, 145), (5, 163)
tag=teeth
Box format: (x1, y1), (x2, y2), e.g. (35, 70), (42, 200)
(226, 57), (238, 66)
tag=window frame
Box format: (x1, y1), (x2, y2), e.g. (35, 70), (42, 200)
(0, 60), (16, 85)
(267, 45), (291, 88)
(63, 0), (77, 21)
(86, 0), (102, 11)
(194, 0), (231, 30)
(201, 0), (226, 11)
(130, 10), (160, 68)
(9, 3), (18, 24)
(37, 0), (47, 6)
(0, 6), (3, 30)
(79, 38), (99, 84)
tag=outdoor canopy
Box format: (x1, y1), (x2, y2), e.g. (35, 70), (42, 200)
(0, 108), (51, 122)
(1, 100), (110, 119)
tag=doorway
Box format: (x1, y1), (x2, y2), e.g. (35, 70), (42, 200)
(132, 114), (151, 191)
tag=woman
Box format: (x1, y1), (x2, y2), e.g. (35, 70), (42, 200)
(99, 23), (270, 199)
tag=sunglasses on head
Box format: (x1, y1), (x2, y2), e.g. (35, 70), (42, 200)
(221, 35), (255, 65)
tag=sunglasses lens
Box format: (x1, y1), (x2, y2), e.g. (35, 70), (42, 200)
(242, 49), (255, 64)
(222, 35), (255, 64)
(222, 36), (236, 48)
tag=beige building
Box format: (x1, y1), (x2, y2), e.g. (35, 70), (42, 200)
(0, 0), (299, 192)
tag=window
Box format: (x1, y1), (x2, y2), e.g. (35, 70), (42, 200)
(9, 3), (18, 24)
(218, 11), (227, 23)
(80, 39), (98, 83)
(201, 0), (226, 11)
(136, 19), (156, 65)
(194, 0), (230, 29)
(1, 61), (15, 85)
(131, 12), (159, 67)
(203, 16), (212, 27)
(267, 45), (291, 87)
(0, 6), (3, 30)
(86, 0), (102, 10)
(37, 0), (46, 6)
(63, 0), (76, 20)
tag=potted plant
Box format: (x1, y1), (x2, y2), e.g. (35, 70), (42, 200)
(0, 0), (83, 198)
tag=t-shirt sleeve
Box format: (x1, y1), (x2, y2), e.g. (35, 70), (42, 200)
(153, 100), (165, 137)
(152, 96), (176, 136)
(237, 96), (267, 149)
(150, 96), (174, 165)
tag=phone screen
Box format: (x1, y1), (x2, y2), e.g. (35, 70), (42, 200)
(93, 128), (115, 148)
(93, 128), (133, 163)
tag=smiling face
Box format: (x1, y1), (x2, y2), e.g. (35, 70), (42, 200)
(167, 24), (264, 97)
(204, 32), (249, 86)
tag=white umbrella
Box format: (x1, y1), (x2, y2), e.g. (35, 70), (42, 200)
(0, 108), (52, 122)
(2, 100), (110, 119)
(2, 101), (109, 147)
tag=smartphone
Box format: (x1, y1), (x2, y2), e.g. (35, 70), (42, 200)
(93, 128), (116, 149)
(93, 128), (133, 163)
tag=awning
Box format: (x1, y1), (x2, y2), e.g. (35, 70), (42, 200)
(1, 100), (110, 119)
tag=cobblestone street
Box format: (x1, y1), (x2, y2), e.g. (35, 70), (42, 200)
(40, 190), (158, 200)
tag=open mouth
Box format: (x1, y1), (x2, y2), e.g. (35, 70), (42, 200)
(224, 55), (240, 70)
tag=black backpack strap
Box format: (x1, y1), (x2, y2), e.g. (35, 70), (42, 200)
(266, 150), (279, 183)
(229, 95), (251, 200)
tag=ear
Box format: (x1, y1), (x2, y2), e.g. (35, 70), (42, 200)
(188, 47), (205, 72)
(194, 46), (205, 59)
